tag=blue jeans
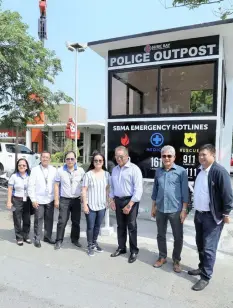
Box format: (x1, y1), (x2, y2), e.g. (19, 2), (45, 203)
(194, 211), (224, 280)
(85, 208), (106, 247)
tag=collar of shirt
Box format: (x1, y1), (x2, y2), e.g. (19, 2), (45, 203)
(117, 159), (131, 170)
(63, 164), (78, 172)
(199, 164), (213, 174)
(16, 172), (28, 178)
(162, 163), (177, 170)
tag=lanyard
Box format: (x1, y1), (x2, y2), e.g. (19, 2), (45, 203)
(18, 173), (28, 201)
(68, 170), (75, 186)
(40, 165), (49, 187)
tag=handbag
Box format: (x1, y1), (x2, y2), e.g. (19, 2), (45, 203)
(28, 198), (35, 215)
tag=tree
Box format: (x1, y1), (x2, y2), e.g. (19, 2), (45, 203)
(172, 0), (233, 19)
(0, 4), (72, 127)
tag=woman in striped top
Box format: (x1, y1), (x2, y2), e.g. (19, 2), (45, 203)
(82, 153), (110, 256)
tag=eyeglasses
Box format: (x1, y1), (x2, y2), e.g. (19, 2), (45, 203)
(162, 155), (172, 159)
(94, 160), (103, 163)
(66, 158), (75, 161)
(115, 155), (125, 160)
(18, 164), (27, 167)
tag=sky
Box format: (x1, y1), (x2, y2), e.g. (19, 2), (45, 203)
(2, 0), (227, 122)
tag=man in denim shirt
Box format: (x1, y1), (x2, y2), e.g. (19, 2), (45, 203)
(151, 145), (189, 273)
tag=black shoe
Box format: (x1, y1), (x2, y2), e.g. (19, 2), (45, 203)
(23, 238), (32, 244)
(34, 240), (41, 248)
(110, 248), (127, 257)
(44, 238), (56, 245)
(54, 240), (62, 250)
(128, 253), (137, 264)
(188, 268), (202, 276)
(16, 240), (23, 246)
(192, 279), (209, 291)
(72, 240), (82, 248)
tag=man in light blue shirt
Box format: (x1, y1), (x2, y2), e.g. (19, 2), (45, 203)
(109, 146), (143, 264)
(151, 145), (189, 273)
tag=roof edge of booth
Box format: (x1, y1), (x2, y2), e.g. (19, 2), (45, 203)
(88, 18), (233, 47)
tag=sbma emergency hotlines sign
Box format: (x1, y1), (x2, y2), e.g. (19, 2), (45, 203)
(108, 36), (219, 68)
(108, 120), (216, 180)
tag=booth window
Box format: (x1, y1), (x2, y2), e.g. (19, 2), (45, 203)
(111, 69), (158, 116)
(159, 63), (215, 114)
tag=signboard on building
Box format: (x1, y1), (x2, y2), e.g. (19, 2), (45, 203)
(108, 120), (216, 180)
(108, 36), (219, 68)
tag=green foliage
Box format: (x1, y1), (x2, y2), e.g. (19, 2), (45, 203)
(51, 152), (64, 163)
(0, 6), (72, 125)
(190, 89), (213, 113)
(172, 0), (233, 19)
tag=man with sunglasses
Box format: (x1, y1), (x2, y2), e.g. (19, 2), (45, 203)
(151, 145), (189, 273)
(54, 151), (85, 250)
(109, 146), (143, 264)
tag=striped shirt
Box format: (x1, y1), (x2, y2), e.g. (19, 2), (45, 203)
(82, 170), (110, 211)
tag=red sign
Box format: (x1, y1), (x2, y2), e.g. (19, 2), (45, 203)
(65, 118), (80, 140)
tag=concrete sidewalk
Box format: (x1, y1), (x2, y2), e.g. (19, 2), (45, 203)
(1, 188), (233, 307)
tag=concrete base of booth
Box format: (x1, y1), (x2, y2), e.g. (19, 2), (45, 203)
(100, 226), (114, 236)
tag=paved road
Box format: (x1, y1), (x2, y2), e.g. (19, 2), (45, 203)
(0, 187), (233, 307)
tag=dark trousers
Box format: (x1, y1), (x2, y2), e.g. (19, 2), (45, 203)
(56, 197), (81, 242)
(12, 197), (31, 241)
(85, 208), (106, 247)
(156, 211), (183, 261)
(194, 211), (224, 280)
(34, 201), (54, 241)
(115, 197), (139, 254)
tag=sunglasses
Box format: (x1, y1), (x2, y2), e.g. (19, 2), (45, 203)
(18, 164), (27, 167)
(94, 159), (103, 163)
(162, 155), (173, 158)
(66, 158), (75, 161)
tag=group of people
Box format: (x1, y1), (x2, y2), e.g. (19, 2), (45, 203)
(6, 144), (233, 292)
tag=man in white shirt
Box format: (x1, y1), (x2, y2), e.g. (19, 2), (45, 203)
(54, 151), (85, 250)
(188, 144), (233, 291)
(28, 151), (57, 248)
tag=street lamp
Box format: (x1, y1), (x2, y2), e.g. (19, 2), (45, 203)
(66, 41), (87, 158)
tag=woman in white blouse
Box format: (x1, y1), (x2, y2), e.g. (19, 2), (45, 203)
(82, 153), (110, 257)
(7, 159), (31, 246)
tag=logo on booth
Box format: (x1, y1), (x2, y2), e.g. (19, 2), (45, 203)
(144, 44), (151, 53)
(150, 133), (164, 147)
(184, 133), (197, 147)
(121, 133), (130, 146)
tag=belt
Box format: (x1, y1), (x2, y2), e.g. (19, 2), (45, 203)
(13, 196), (24, 201)
(60, 196), (80, 200)
(114, 196), (132, 201)
(196, 210), (211, 214)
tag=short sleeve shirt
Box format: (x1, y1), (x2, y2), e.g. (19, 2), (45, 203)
(55, 165), (85, 198)
(8, 173), (29, 198)
(82, 170), (110, 211)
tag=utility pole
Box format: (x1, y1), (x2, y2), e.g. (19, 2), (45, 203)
(38, 0), (47, 151)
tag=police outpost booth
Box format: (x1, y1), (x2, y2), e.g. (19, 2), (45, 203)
(88, 20), (233, 230)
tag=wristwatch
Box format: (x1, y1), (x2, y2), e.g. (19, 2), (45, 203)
(182, 208), (188, 213)
(126, 204), (131, 209)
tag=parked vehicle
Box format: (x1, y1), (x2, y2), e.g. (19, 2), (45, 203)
(0, 143), (40, 175)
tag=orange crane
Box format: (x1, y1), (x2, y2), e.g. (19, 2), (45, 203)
(38, 0), (47, 40)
